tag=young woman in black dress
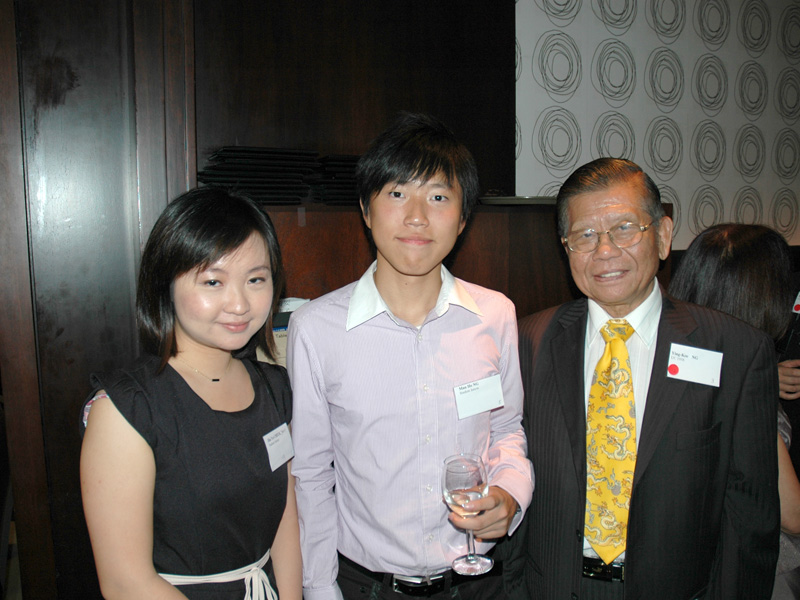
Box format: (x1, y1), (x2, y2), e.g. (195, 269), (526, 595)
(81, 188), (301, 600)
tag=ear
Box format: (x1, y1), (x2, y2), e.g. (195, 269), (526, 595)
(656, 216), (673, 261)
(360, 198), (371, 230)
(457, 217), (466, 236)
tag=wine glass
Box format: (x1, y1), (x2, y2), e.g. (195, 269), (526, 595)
(442, 453), (494, 575)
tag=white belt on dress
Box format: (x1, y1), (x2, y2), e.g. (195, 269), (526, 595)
(159, 548), (276, 600)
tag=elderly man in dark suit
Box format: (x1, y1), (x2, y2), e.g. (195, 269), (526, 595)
(503, 158), (779, 599)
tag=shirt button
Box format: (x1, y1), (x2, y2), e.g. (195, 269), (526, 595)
(576, 530), (582, 540)
(417, 333), (423, 341)
(426, 484), (433, 492)
(423, 384), (429, 393)
(427, 534), (434, 542)
(425, 434), (432, 444)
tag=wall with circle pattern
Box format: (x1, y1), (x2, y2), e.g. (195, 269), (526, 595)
(516, 0), (800, 249)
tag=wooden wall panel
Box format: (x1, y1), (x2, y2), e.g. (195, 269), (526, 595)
(267, 207), (373, 299)
(448, 210), (512, 301)
(0, 0), (59, 596)
(15, 0), (140, 595)
(194, 0), (516, 196)
(507, 205), (578, 319)
(7, 0), (194, 597)
(133, 0), (197, 246)
(266, 204), (583, 320)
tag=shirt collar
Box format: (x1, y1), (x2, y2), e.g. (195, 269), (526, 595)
(586, 279), (662, 348)
(346, 261), (482, 331)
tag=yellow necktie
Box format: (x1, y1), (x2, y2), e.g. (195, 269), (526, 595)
(584, 319), (636, 565)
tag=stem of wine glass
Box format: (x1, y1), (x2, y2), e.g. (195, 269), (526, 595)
(466, 529), (476, 560)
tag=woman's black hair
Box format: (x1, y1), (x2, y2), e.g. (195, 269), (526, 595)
(668, 223), (793, 341)
(356, 112), (480, 223)
(136, 187), (285, 370)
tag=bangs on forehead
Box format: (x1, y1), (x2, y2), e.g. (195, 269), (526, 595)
(185, 229), (257, 274)
(391, 155), (456, 187)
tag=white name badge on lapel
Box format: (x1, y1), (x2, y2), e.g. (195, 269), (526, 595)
(263, 423), (294, 471)
(667, 343), (723, 387)
(454, 374), (504, 420)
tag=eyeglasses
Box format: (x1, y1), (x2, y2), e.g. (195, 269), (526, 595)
(562, 222), (655, 253)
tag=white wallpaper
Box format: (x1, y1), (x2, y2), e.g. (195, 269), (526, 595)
(516, 0), (800, 249)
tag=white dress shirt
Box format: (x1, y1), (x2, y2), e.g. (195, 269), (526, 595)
(288, 262), (533, 600)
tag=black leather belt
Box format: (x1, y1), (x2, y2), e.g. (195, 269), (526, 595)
(582, 556), (624, 582)
(339, 553), (502, 596)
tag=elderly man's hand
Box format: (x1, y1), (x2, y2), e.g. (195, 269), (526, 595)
(779, 359), (800, 400)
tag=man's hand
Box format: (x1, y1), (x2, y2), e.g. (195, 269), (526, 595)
(779, 359), (800, 400)
(447, 486), (518, 540)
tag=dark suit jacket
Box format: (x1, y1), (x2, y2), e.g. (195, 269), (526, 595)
(500, 294), (780, 600)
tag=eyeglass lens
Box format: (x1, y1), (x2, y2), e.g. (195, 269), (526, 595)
(567, 223), (645, 252)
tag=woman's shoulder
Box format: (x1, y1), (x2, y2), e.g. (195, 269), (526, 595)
(89, 354), (163, 393)
(250, 359), (292, 421)
(81, 354), (167, 438)
(252, 359), (289, 385)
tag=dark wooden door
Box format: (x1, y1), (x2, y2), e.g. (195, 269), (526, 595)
(2, 0), (193, 597)
(0, 0), (58, 596)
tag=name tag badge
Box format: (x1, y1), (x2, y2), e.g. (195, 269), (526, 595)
(454, 374), (504, 420)
(263, 423), (294, 471)
(667, 343), (723, 387)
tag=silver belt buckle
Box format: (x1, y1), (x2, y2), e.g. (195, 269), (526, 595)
(392, 573), (444, 592)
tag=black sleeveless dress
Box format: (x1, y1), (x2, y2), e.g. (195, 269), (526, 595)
(84, 354), (291, 599)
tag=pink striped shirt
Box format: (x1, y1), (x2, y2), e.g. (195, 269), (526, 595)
(288, 263), (533, 600)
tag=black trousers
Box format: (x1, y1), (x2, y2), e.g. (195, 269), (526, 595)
(336, 555), (507, 600)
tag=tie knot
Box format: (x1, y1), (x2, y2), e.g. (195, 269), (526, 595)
(601, 319), (634, 343)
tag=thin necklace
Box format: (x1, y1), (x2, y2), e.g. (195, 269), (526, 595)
(176, 354), (232, 383)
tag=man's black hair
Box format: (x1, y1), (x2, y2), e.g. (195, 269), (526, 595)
(356, 112), (480, 222)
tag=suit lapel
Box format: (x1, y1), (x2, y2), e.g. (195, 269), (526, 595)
(633, 295), (698, 491)
(550, 300), (589, 483)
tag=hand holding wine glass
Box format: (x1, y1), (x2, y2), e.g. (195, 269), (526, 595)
(442, 454), (494, 575)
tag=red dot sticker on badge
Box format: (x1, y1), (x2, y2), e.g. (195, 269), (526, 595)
(668, 364), (679, 376)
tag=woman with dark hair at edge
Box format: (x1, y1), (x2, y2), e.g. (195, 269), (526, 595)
(669, 223), (800, 599)
(80, 187), (301, 600)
